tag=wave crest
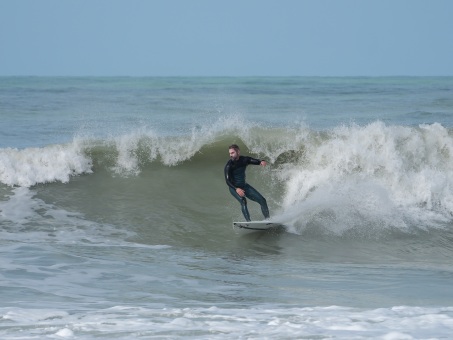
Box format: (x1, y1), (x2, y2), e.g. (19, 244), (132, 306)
(0, 140), (92, 187)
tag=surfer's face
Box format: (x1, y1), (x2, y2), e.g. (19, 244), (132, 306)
(229, 148), (240, 160)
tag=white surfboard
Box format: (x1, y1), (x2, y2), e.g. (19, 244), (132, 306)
(233, 221), (285, 231)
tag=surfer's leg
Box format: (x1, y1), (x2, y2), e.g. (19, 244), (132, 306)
(244, 184), (270, 219)
(229, 187), (251, 221)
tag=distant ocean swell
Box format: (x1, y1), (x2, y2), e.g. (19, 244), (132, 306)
(1, 119), (453, 231)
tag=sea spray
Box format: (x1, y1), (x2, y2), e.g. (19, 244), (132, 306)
(275, 121), (453, 234)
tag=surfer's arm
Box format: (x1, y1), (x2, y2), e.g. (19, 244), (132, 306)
(248, 157), (267, 167)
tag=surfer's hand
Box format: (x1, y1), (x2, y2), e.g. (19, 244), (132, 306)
(236, 188), (245, 197)
(260, 160), (267, 167)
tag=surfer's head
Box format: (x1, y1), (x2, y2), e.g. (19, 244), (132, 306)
(228, 144), (240, 160)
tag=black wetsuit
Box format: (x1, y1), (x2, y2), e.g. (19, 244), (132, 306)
(224, 156), (270, 221)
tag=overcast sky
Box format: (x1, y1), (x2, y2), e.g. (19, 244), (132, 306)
(1, 0), (452, 76)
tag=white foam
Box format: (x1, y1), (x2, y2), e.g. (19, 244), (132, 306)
(54, 328), (74, 338)
(0, 139), (92, 187)
(1, 305), (452, 339)
(0, 187), (135, 245)
(275, 122), (453, 233)
(0, 186), (43, 224)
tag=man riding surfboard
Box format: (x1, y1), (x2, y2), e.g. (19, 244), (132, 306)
(224, 144), (270, 221)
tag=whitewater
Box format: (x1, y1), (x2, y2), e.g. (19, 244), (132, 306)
(1, 76), (453, 339)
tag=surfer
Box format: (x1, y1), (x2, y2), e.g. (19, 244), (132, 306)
(224, 144), (270, 221)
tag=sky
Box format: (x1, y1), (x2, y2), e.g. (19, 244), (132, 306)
(1, 0), (453, 77)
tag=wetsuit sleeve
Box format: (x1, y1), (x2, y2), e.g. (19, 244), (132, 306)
(247, 157), (263, 165)
(224, 161), (236, 189)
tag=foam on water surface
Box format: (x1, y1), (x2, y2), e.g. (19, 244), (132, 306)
(1, 305), (453, 339)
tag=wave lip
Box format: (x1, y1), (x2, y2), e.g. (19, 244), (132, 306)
(0, 140), (92, 187)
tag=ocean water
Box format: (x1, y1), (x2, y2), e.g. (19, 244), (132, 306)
(1, 76), (453, 339)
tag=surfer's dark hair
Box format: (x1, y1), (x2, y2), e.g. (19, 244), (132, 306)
(229, 144), (240, 151)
